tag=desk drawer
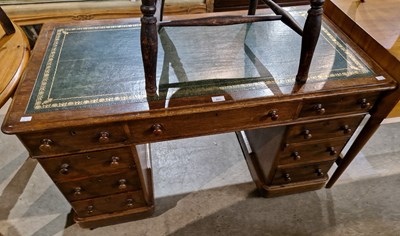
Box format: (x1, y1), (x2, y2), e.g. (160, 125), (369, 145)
(279, 139), (347, 166)
(129, 101), (299, 143)
(57, 171), (141, 201)
(299, 92), (379, 118)
(38, 147), (136, 182)
(272, 161), (334, 185)
(284, 115), (364, 144)
(72, 191), (146, 217)
(20, 123), (128, 157)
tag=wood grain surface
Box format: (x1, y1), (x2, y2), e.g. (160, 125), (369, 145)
(2, 0), (207, 26)
(0, 22), (30, 108)
(324, 0), (400, 119)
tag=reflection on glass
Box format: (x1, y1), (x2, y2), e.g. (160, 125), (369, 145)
(157, 12), (373, 101)
(27, 11), (374, 113)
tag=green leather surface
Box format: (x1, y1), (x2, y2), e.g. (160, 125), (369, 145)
(27, 11), (373, 113)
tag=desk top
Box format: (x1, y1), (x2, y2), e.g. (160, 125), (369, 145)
(2, 9), (397, 134)
(26, 11), (373, 113)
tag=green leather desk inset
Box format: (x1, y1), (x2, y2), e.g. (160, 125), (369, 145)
(2, 9), (397, 228)
(28, 11), (373, 113)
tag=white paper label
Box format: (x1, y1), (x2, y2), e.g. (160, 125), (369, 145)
(20, 116), (32, 122)
(211, 96), (225, 102)
(376, 76), (386, 81)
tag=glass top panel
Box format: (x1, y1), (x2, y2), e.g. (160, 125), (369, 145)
(26, 11), (374, 114)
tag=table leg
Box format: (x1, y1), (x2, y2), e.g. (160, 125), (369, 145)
(141, 0), (158, 95)
(295, 0), (324, 83)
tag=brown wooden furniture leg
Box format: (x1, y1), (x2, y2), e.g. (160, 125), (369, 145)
(141, 0), (158, 95)
(248, 0), (259, 15)
(261, 0), (303, 35)
(295, 0), (324, 83)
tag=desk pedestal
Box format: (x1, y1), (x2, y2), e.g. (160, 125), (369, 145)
(237, 114), (365, 197)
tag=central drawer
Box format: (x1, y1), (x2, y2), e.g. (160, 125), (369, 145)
(129, 101), (299, 143)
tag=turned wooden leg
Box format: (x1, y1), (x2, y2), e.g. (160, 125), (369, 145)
(295, 0), (324, 83)
(248, 0), (258, 15)
(141, 0), (158, 95)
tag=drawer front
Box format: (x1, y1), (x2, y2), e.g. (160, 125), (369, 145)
(57, 171), (141, 201)
(299, 92), (379, 118)
(20, 123), (128, 157)
(285, 115), (364, 144)
(72, 191), (146, 217)
(129, 102), (299, 143)
(38, 147), (136, 182)
(279, 139), (348, 166)
(272, 161), (334, 185)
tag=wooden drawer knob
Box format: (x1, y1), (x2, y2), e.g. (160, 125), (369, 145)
(328, 147), (337, 156)
(303, 129), (312, 139)
(342, 125), (352, 134)
(283, 173), (291, 182)
(118, 179), (127, 190)
(268, 110), (279, 121)
(316, 168), (324, 177)
(98, 131), (110, 143)
(73, 187), (82, 196)
(313, 104), (326, 115)
(59, 163), (70, 175)
(152, 124), (163, 135)
(87, 205), (94, 214)
(291, 151), (301, 160)
(110, 156), (120, 166)
(39, 139), (53, 153)
(359, 98), (371, 109)
(126, 198), (134, 207)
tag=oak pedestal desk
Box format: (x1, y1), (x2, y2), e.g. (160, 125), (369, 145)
(1, 9), (398, 228)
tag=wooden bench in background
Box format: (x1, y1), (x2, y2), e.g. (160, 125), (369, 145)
(1, 0), (211, 26)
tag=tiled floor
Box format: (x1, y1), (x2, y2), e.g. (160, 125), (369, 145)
(1, 99), (400, 236)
